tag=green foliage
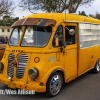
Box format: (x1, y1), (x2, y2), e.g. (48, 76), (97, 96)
(0, 17), (19, 26)
(79, 11), (87, 16)
(14, 17), (19, 21)
(0, 20), (8, 26)
(78, 12), (100, 20)
(89, 14), (94, 18)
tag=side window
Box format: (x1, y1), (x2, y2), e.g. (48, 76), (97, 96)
(65, 26), (76, 45)
(52, 25), (63, 47)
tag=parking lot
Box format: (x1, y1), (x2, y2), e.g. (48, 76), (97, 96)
(0, 71), (100, 100)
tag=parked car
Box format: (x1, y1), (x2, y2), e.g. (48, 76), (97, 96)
(4, 37), (8, 44)
(0, 36), (8, 44)
(0, 42), (2, 44)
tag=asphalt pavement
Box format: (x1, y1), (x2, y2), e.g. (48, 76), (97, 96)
(0, 71), (100, 100)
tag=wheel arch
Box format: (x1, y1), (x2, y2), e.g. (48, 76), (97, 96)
(92, 58), (100, 73)
(47, 69), (64, 83)
(93, 57), (100, 68)
(41, 66), (65, 86)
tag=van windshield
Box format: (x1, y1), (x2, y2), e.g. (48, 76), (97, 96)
(9, 26), (24, 46)
(21, 25), (52, 47)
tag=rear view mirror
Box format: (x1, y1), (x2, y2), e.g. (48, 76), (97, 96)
(69, 29), (75, 35)
(65, 27), (75, 35)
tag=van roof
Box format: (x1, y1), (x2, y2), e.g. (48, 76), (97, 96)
(21, 13), (100, 24)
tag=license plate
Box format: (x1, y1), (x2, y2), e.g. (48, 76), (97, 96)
(8, 82), (16, 89)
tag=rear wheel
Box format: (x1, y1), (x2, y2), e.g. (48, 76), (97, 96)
(46, 72), (63, 97)
(93, 59), (100, 73)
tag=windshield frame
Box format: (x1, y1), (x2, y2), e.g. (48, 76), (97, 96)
(20, 25), (52, 48)
(8, 26), (25, 46)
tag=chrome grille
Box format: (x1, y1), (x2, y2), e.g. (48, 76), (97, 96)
(16, 54), (28, 79)
(8, 53), (15, 76)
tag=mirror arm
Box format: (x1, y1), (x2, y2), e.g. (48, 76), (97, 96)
(60, 42), (67, 53)
(60, 46), (63, 52)
(60, 46), (65, 54)
(63, 49), (65, 55)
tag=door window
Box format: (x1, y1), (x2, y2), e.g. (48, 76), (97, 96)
(52, 25), (63, 47)
(65, 26), (76, 45)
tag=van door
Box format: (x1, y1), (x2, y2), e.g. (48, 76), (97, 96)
(64, 23), (78, 82)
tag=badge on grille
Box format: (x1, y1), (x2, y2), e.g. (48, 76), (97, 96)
(13, 60), (17, 67)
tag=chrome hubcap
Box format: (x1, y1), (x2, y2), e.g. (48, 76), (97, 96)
(97, 60), (100, 72)
(50, 74), (62, 95)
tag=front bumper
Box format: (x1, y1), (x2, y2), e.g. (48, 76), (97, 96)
(0, 77), (46, 92)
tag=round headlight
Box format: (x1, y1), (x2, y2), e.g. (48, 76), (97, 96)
(28, 68), (39, 79)
(0, 62), (4, 71)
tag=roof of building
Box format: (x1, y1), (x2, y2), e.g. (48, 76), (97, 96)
(0, 26), (12, 29)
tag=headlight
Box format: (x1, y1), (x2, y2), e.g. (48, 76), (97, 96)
(28, 68), (39, 79)
(0, 62), (4, 71)
(8, 75), (13, 80)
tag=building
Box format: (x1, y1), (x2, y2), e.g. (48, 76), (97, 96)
(0, 26), (12, 37)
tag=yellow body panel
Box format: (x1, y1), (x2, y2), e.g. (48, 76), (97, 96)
(78, 47), (95, 75)
(0, 13), (100, 93)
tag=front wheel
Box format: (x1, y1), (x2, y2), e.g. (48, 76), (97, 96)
(93, 59), (100, 73)
(46, 72), (63, 97)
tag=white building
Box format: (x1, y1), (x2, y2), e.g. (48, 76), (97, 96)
(0, 26), (12, 37)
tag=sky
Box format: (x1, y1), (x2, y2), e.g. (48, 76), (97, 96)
(13, 0), (100, 19)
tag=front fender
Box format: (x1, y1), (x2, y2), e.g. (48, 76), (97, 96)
(41, 66), (65, 86)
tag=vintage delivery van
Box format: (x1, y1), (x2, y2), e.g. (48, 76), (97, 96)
(0, 13), (100, 96)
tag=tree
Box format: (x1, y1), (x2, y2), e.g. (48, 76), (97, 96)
(79, 11), (87, 16)
(3, 16), (10, 20)
(95, 13), (100, 20)
(0, 17), (19, 26)
(88, 13), (100, 19)
(14, 17), (19, 21)
(19, 0), (94, 13)
(89, 14), (94, 18)
(0, 0), (15, 17)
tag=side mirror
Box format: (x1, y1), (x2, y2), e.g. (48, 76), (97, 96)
(69, 29), (75, 35)
(65, 27), (75, 35)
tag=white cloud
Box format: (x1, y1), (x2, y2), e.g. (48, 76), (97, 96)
(77, 0), (100, 15)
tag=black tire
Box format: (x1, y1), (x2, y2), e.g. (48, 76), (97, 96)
(46, 72), (63, 97)
(93, 58), (100, 73)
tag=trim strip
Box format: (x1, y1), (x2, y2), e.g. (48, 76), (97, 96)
(0, 48), (5, 50)
(65, 21), (100, 25)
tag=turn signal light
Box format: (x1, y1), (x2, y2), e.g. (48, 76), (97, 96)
(34, 57), (40, 63)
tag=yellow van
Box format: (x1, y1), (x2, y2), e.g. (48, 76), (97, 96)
(0, 13), (100, 96)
